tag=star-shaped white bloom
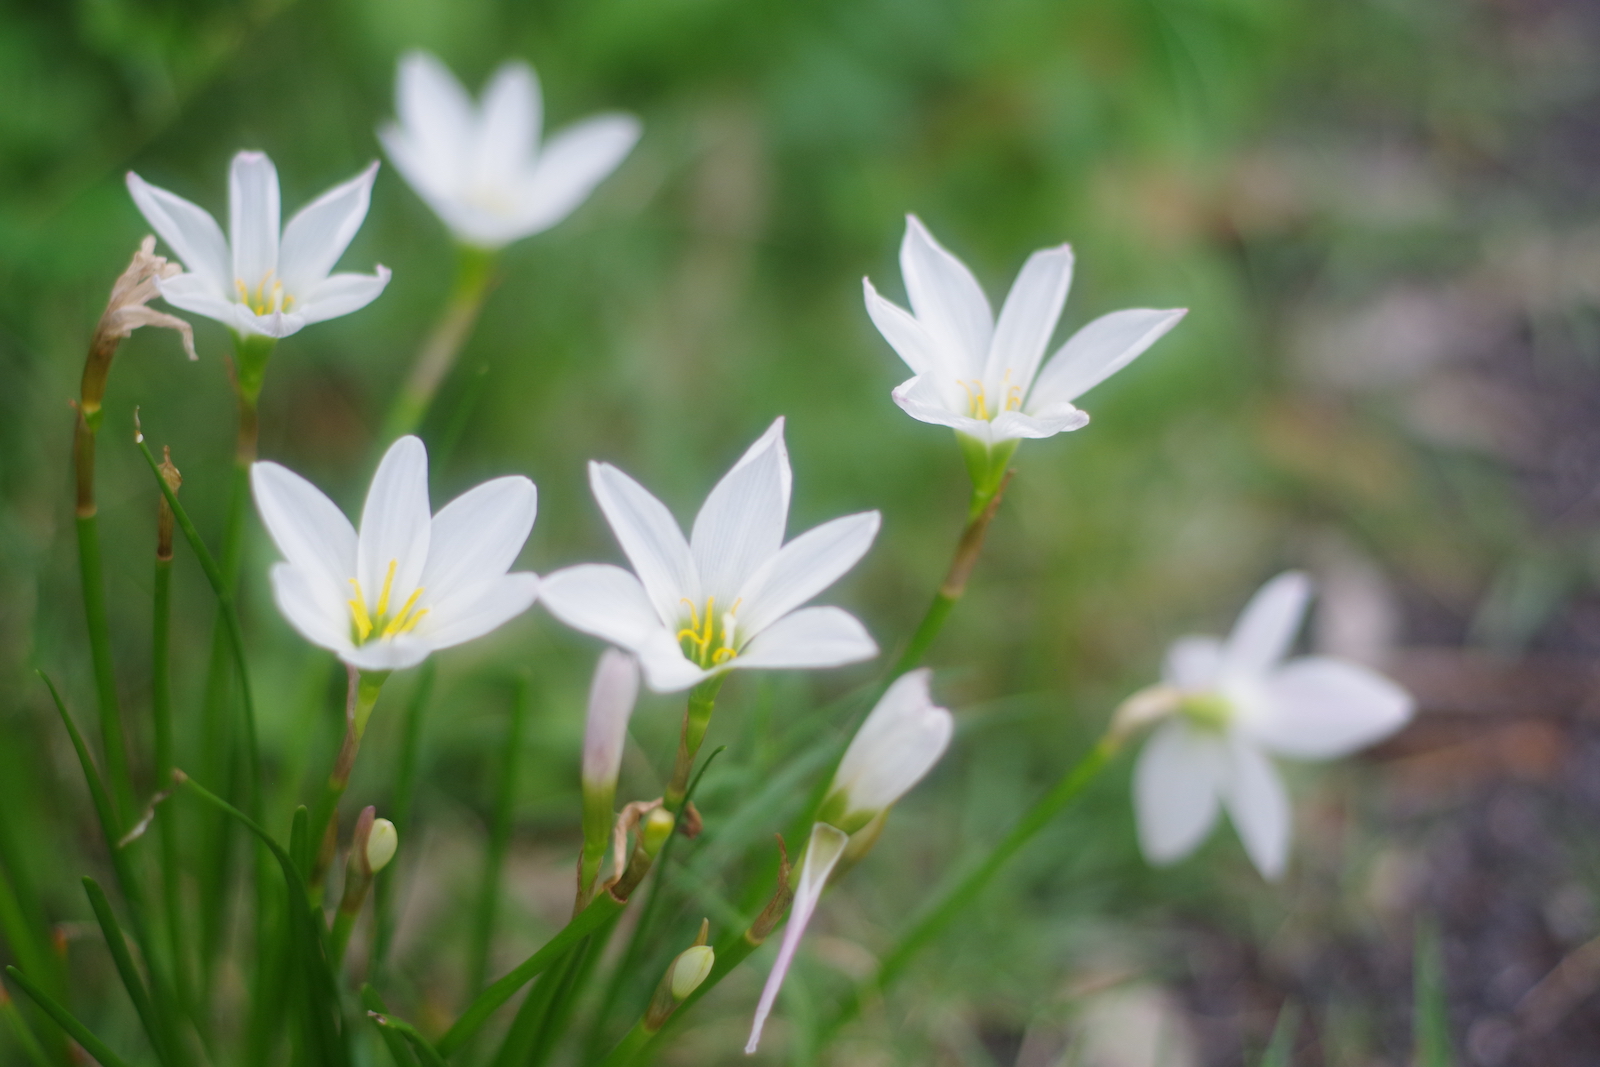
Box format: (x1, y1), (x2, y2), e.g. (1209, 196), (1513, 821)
(127, 151), (390, 339)
(379, 51), (642, 250)
(1133, 571), (1414, 880)
(864, 215), (1186, 447)
(251, 436), (539, 672)
(539, 418), (880, 693)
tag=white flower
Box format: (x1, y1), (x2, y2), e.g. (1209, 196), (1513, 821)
(745, 822), (849, 1055)
(250, 435), (539, 672)
(379, 51), (641, 249)
(864, 215), (1186, 447)
(1133, 571), (1414, 880)
(127, 151), (390, 339)
(583, 648), (640, 791)
(821, 669), (953, 832)
(539, 418), (880, 693)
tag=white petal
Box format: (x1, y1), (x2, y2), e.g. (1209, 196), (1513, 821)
(1224, 571), (1312, 678)
(296, 268), (391, 325)
(125, 173), (229, 288)
(830, 669), (953, 816)
(736, 511), (880, 637)
(421, 475), (537, 594)
(589, 461), (699, 624)
(1028, 308), (1187, 410)
(1133, 721), (1225, 865)
(538, 565), (706, 692)
(691, 418), (791, 602)
(982, 244), (1073, 395)
(416, 572), (539, 649)
(157, 272), (242, 327)
(268, 563), (355, 656)
(473, 60), (541, 187)
(745, 822), (849, 1055)
(583, 649), (640, 789)
(278, 162), (379, 295)
(231, 305), (308, 339)
(509, 113), (642, 237)
(1245, 657), (1414, 759)
(890, 375), (998, 441)
(987, 403), (1090, 441)
(228, 151), (280, 288)
(1221, 738), (1292, 880)
(900, 215), (992, 377)
(863, 277), (946, 378)
(341, 635), (433, 673)
(733, 606), (877, 671)
(357, 436), (432, 608)
(1163, 636), (1225, 690)
(394, 51), (473, 190)
(250, 461), (358, 598)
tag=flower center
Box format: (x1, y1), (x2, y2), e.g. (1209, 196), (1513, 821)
(677, 596), (740, 668)
(1179, 691), (1233, 732)
(956, 370), (1024, 421)
(347, 559), (428, 645)
(234, 270), (295, 315)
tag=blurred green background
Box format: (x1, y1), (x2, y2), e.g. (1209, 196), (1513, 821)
(4, 0), (1600, 1063)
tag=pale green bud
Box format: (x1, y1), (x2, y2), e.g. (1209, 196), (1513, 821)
(366, 818), (398, 874)
(669, 945), (715, 1000)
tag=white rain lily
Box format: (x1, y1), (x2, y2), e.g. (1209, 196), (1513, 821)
(127, 151), (389, 339)
(864, 215), (1186, 447)
(540, 418), (880, 693)
(583, 648), (640, 792)
(1133, 571), (1414, 880)
(379, 51), (641, 249)
(251, 435), (539, 672)
(746, 672), (953, 1054)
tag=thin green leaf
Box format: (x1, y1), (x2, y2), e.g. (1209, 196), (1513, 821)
(366, 1011), (449, 1067)
(0, 985), (53, 1067)
(1260, 1001), (1298, 1067)
(83, 878), (174, 1066)
(5, 966), (133, 1067)
(1415, 919), (1454, 1067)
(359, 985), (419, 1067)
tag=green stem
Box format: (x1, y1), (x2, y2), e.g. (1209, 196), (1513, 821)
(75, 509), (134, 826)
(307, 669), (387, 893)
(371, 662), (433, 979)
(593, 1019), (651, 1067)
(359, 986), (419, 1067)
(0, 986), (53, 1067)
(5, 967), (134, 1067)
(663, 677), (723, 812)
(623, 932), (760, 1066)
(382, 245), (497, 441)
(82, 877), (173, 1066)
(469, 676), (530, 995)
(366, 1011), (449, 1067)
(151, 555), (191, 1016)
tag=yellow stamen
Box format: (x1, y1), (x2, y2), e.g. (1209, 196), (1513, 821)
(957, 379), (990, 420)
(1002, 369), (1023, 411)
(375, 559), (397, 621)
(676, 595), (716, 660)
(348, 579), (374, 642)
(383, 587), (427, 638)
(711, 646), (737, 664)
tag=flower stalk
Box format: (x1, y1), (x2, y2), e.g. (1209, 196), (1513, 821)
(151, 448), (192, 1012)
(308, 667), (387, 891)
(382, 245), (496, 440)
(663, 676), (724, 813)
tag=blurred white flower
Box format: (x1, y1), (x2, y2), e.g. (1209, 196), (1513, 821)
(582, 648), (640, 793)
(864, 215), (1185, 447)
(821, 668), (953, 832)
(540, 419), (880, 692)
(380, 51), (641, 249)
(1133, 571), (1414, 880)
(127, 151), (389, 339)
(251, 435), (539, 672)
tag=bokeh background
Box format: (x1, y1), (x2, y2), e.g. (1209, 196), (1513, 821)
(3, 0), (1600, 1063)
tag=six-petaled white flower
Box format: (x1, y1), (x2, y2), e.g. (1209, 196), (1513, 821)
(539, 418), (880, 693)
(746, 670), (953, 1054)
(380, 51), (641, 250)
(865, 215), (1186, 447)
(1133, 571), (1414, 881)
(251, 435), (540, 672)
(127, 151), (390, 339)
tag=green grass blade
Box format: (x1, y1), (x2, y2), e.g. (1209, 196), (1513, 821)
(5, 966), (133, 1067)
(82, 878), (172, 1066)
(1259, 1001), (1298, 1067)
(365, 1010), (450, 1067)
(0, 983), (54, 1067)
(1415, 920), (1454, 1067)
(469, 676), (530, 996)
(359, 986), (418, 1067)
(372, 662), (433, 980)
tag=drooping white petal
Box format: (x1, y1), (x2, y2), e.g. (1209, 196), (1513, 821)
(422, 476), (538, 594)
(156, 272), (243, 327)
(589, 462), (700, 624)
(415, 573), (540, 649)
(395, 51), (474, 189)
(987, 403), (1090, 441)
(890, 375), (999, 441)
(745, 822), (850, 1055)
(538, 564), (706, 691)
(863, 277), (946, 378)
(1223, 571), (1312, 678)
(1246, 657), (1413, 759)
(1133, 721), (1226, 865)
(356, 436), (432, 604)
(1028, 308), (1187, 410)
(510, 113), (641, 238)
(228, 152), (280, 289)
(733, 606), (877, 671)
(278, 163), (380, 295)
(690, 418), (791, 602)
(125, 173), (230, 288)
(899, 216), (992, 377)
(473, 60), (541, 188)
(295, 269), (391, 325)
(982, 243), (1073, 394)
(583, 649), (639, 790)
(267, 563), (355, 656)
(735, 512), (880, 637)
(1163, 636), (1225, 690)
(251, 461), (358, 599)
(1220, 738), (1292, 880)
(830, 669), (953, 817)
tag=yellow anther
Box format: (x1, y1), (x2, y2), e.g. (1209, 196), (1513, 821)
(711, 646), (737, 664)
(957, 379), (990, 420)
(348, 579), (374, 642)
(383, 587), (427, 638)
(1002, 369), (1023, 411)
(375, 559), (398, 621)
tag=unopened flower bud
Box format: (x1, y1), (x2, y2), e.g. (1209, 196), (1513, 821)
(366, 818), (398, 874)
(640, 806), (675, 858)
(669, 945), (714, 1000)
(822, 669), (952, 834)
